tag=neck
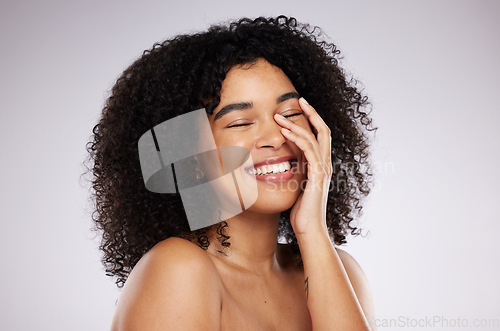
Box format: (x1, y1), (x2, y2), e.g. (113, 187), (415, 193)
(208, 210), (282, 276)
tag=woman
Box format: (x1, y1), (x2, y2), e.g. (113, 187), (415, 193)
(88, 16), (376, 330)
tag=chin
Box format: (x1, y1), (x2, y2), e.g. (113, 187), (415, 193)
(244, 189), (300, 214)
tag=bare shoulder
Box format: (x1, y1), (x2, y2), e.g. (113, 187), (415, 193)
(336, 247), (377, 330)
(335, 248), (367, 279)
(111, 237), (222, 330)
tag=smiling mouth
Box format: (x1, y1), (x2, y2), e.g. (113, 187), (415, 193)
(244, 159), (297, 176)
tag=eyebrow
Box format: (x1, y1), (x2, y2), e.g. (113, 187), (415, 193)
(213, 91), (301, 122)
(276, 91), (301, 104)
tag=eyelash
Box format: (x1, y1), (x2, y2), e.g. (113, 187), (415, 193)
(226, 112), (303, 128)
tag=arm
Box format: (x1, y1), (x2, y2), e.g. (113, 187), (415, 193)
(297, 231), (373, 330)
(275, 97), (374, 330)
(111, 237), (221, 331)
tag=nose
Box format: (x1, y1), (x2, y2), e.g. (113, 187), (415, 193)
(255, 117), (286, 150)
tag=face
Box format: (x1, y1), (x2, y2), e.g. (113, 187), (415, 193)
(207, 58), (312, 215)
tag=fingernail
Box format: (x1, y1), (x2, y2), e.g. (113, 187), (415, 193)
(275, 113), (285, 119)
(300, 97), (309, 105)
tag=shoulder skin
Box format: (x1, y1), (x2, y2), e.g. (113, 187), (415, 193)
(111, 237), (222, 331)
(336, 248), (377, 330)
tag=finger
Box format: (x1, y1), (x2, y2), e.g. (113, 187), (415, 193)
(274, 112), (330, 174)
(280, 128), (325, 179)
(274, 114), (323, 166)
(274, 113), (317, 144)
(298, 98), (332, 162)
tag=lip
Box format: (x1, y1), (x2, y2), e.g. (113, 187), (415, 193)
(250, 165), (296, 181)
(245, 156), (296, 171)
(243, 155), (298, 182)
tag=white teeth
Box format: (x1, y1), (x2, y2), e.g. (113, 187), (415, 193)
(247, 161), (292, 176)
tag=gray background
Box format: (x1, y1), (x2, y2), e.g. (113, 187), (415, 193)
(1, 0), (499, 330)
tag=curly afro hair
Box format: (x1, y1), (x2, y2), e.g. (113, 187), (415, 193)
(87, 15), (376, 288)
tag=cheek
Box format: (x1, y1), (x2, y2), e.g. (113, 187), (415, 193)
(213, 132), (253, 148)
(299, 119), (314, 135)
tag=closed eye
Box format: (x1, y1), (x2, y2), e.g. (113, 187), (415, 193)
(226, 123), (252, 128)
(283, 112), (304, 118)
(226, 112), (303, 128)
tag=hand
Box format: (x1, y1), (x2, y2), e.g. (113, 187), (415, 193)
(274, 98), (333, 237)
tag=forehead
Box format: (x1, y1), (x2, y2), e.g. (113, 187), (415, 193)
(221, 59), (295, 97)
